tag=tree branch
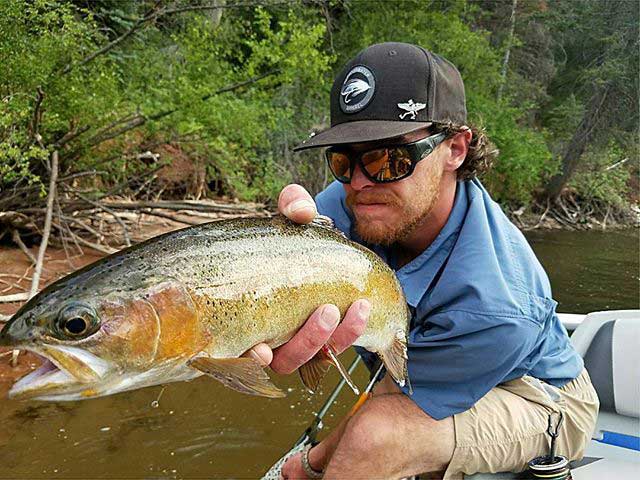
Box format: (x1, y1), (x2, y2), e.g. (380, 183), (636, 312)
(60, 1), (288, 76)
(64, 187), (132, 247)
(85, 69), (278, 148)
(29, 151), (59, 299)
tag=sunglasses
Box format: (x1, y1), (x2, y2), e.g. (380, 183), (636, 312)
(325, 132), (446, 184)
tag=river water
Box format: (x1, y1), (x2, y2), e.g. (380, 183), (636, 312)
(0, 229), (637, 479)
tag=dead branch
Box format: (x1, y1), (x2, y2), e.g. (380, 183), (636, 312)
(11, 349), (19, 367)
(11, 230), (36, 265)
(53, 124), (92, 148)
(0, 267), (33, 294)
(101, 199), (265, 214)
(139, 210), (203, 226)
(52, 223), (117, 254)
(60, 1), (285, 77)
(29, 150), (59, 299)
(65, 187), (132, 246)
(0, 293), (30, 303)
(61, 215), (105, 243)
(524, 199), (551, 231)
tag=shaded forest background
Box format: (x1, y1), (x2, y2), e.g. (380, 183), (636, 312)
(1, 0), (638, 241)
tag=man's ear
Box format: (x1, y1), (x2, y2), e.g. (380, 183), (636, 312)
(444, 128), (472, 172)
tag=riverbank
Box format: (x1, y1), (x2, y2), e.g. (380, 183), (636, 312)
(1, 204), (637, 391)
(506, 203), (639, 231)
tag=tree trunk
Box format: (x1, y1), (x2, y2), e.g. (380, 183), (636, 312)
(497, 0), (518, 101)
(544, 84), (611, 201)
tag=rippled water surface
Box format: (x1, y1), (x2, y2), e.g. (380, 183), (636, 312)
(0, 229), (637, 479)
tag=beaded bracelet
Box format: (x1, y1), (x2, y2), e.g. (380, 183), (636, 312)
(301, 444), (324, 479)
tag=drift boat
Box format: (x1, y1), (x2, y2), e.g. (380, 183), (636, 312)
(469, 310), (640, 479)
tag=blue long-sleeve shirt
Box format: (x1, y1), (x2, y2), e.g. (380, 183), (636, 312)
(316, 178), (583, 420)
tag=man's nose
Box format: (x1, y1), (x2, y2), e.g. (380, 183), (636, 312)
(350, 163), (374, 190)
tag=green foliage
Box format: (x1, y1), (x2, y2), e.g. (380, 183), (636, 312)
(570, 143), (632, 209)
(470, 95), (555, 205)
(0, 0), (636, 211)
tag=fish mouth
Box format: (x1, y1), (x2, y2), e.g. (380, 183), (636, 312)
(9, 345), (110, 401)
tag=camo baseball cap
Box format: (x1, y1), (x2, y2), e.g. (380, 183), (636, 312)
(294, 42), (467, 151)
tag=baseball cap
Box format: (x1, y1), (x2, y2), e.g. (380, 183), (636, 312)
(294, 42), (467, 151)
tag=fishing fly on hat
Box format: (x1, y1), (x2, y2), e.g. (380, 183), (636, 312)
(294, 42), (468, 151)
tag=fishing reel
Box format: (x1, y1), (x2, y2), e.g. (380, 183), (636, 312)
(527, 412), (572, 480)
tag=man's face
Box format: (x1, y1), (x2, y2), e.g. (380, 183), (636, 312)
(342, 129), (446, 246)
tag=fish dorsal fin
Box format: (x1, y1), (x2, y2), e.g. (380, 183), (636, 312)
(310, 215), (347, 238)
(310, 214), (335, 228)
(189, 356), (285, 398)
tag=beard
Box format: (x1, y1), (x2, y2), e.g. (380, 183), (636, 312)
(345, 164), (443, 246)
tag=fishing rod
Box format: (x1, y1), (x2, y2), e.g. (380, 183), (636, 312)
(262, 356), (386, 480)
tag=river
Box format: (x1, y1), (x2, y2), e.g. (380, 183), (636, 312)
(0, 229), (637, 479)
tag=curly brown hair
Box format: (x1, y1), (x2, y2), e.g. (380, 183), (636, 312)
(431, 122), (498, 180)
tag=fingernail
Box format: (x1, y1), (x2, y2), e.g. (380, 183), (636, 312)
(248, 349), (268, 366)
(359, 300), (371, 318)
(284, 199), (316, 216)
(319, 305), (339, 330)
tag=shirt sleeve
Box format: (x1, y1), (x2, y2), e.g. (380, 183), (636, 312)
(401, 309), (544, 420)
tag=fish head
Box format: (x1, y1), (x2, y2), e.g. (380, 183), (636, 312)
(0, 279), (205, 401)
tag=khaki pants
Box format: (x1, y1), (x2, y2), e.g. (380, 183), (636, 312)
(444, 369), (599, 479)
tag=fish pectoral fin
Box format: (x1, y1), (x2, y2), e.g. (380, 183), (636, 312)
(188, 356), (285, 398)
(299, 344), (360, 394)
(298, 357), (330, 394)
(378, 333), (410, 392)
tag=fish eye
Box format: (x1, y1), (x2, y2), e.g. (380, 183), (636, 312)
(55, 303), (100, 339)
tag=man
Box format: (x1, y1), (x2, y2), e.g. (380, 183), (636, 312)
(247, 42), (598, 479)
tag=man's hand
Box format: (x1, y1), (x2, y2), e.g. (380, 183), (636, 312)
(278, 183), (317, 224)
(244, 184), (370, 374)
(280, 452), (309, 480)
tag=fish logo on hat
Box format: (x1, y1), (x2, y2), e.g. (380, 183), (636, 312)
(340, 66), (375, 114)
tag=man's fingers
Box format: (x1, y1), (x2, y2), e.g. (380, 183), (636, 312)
(329, 299), (370, 354)
(270, 304), (340, 374)
(245, 300), (369, 374)
(242, 343), (273, 366)
(278, 184), (317, 224)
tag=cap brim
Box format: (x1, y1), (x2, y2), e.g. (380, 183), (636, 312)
(293, 120), (432, 151)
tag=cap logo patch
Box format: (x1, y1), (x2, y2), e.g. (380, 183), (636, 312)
(340, 66), (375, 114)
(398, 99), (426, 120)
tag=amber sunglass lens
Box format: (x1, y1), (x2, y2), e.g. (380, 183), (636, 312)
(362, 149), (392, 181)
(388, 147), (413, 178)
(328, 152), (351, 181)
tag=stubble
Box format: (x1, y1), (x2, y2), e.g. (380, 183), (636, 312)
(346, 162), (443, 246)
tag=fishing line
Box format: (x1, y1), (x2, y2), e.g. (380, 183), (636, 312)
(151, 385), (166, 408)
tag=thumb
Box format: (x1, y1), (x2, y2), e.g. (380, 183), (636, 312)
(278, 184), (317, 224)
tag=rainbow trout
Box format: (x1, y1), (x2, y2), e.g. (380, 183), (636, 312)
(0, 216), (409, 401)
